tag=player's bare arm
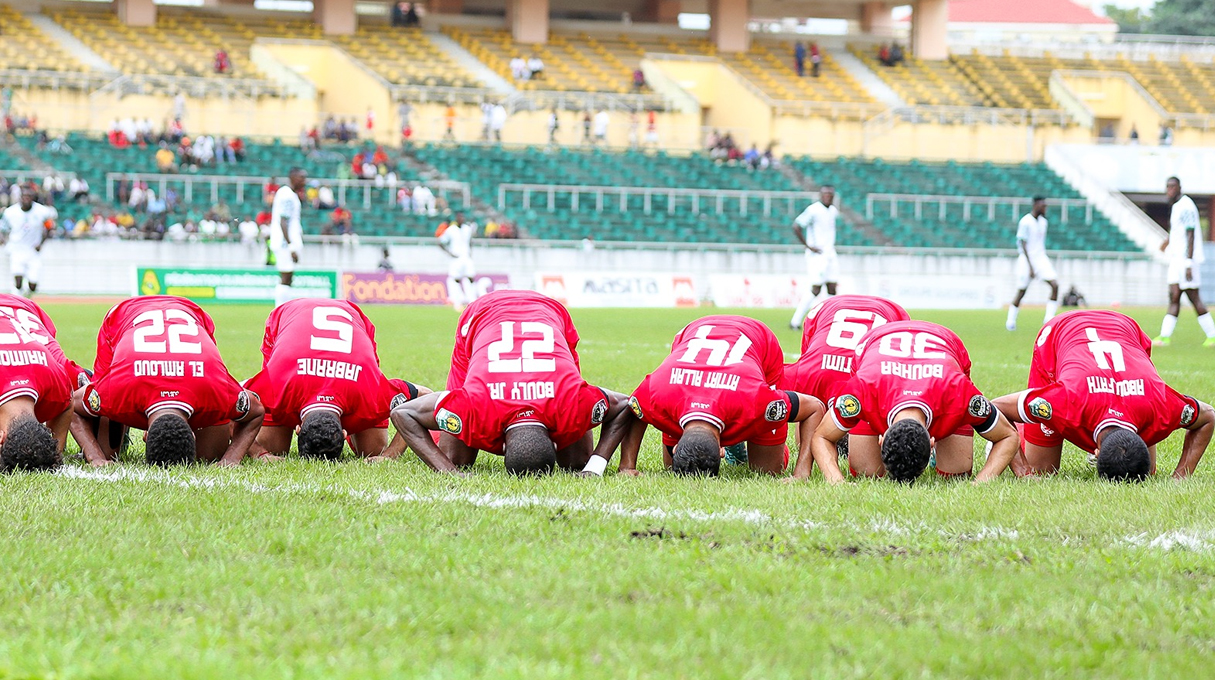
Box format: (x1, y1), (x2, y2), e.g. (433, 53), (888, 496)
(974, 410), (1019, 483)
(991, 390), (1047, 477)
(49, 406), (72, 454)
(807, 413), (849, 485)
(389, 392), (461, 473)
(1185, 222), (1196, 282)
(360, 383), (432, 461)
(580, 389), (635, 475)
(616, 417), (648, 476)
(69, 386), (112, 466)
(217, 391), (265, 467)
(785, 393), (844, 483)
(1173, 400), (1214, 479)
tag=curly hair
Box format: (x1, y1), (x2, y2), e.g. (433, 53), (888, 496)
(1, 415), (60, 472)
(145, 413), (196, 466)
(503, 424), (556, 475)
(881, 419), (931, 484)
(298, 410), (345, 460)
(1096, 428), (1150, 482)
(673, 428), (721, 477)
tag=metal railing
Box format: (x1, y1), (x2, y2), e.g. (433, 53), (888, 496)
(105, 173), (471, 210)
(497, 183), (819, 217)
(0, 69), (113, 92)
(865, 194), (1095, 225)
(953, 36), (1215, 63)
(0, 168), (77, 183)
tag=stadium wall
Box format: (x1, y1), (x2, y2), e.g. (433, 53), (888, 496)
(32, 240), (1169, 308)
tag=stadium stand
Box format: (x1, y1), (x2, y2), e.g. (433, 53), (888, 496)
(0, 4), (85, 72)
(849, 45), (988, 107)
(720, 42), (874, 104)
(331, 25), (482, 88)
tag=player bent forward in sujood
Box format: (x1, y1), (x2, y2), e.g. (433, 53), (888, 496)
(70, 296), (265, 466)
(598, 314), (837, 480)
(392, 290), (634, 475)
(245, 298), (429, 461)
(810, 320), (1020, 483)
(991, 310), (1214, 481)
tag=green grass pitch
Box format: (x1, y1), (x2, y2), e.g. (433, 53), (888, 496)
(2, 301), (1214, 678)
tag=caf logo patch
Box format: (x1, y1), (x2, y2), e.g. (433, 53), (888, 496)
(628, 396), (644, 419)
(591, 398), (608, 424)
(437, 408), (463, 435)
(835, 394), (861, 420)
(765, 399), (789, 423)
(968, 395), (991, 419)
(1181, 403), (1197, 427)
(390, 393), (408, 410)
(85, 388), (102, 414)
(1028, 397), (1052, 420)
(235, 390), (251, 417)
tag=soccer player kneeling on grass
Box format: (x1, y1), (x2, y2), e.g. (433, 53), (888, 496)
(70, 296), (264, 467)
(991, 310), (1214, 481)
(245, 298), (428, 461)
(781, 294), (909, 479)
(391, 290), (633, 475)
(608, 314), (837, 480)
(0, 305), (78, 471)
(810, 320), (1019, 483)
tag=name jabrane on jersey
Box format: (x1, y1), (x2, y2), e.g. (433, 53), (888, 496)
(1087, 376), (1145, 396)
(880, 362), (944, 380)
(297, 358), (363, 381)
(668, 368), (740, 391)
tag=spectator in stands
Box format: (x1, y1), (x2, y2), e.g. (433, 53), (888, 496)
(165, 187), (179, 213)
(1159, 124), (1174, 146)
(337, 205), (358, 247)
(528, 55), (545, 81)
(230, 136), (246, 163)
(317, 184), (336, 210)
(137, 118), (153, 145)
(330, 204), (351, 236)
(108, 119), (130, 149)
(322, 116), (338, 140)
(762, 142), (777, 169)
(412, 184), (436, 215)
(239, 217), (260, 244)
(146, 191), (166, 217)
(627, 112), (640, 148)
(810, 43), (821, 77)
(366, 107), (376, 135)
(174, 93), (186, 122)
(392, 1), (405, 25)
(156, 143), (177, 173)
(593, 110), (609, 146)
(214, 50), (230, 75)
(69, 177), (89, 203)
(744, 144), (761, 170)
(480, 101), (493, 141)
(195, 135), (216, 167)
(632, 68), (646, 93)
(48, 134), (72, 155)
(794, 42), (806, 77)
(42, 175), (64, 206)
(510, 56), (529, 81)
(300, 127), (314, 152)
(397, 186), (412, 212)
(1129, 124), (1140, 144)
(547, 108), (560, 146)
(645, 110), (659, 147)
(1099, 122), (1115, 142)
(372, 145), (390, 167)
(211, 199), (232, 224)
(889, 43), (904, 66)
(490, 103), (507, 143)
(705, 129), (720, 153)
(378, 246), (393, 271)
(878, 44), (891, 66)
(398, 100), (413, 143)
(444, 105), (456, 141)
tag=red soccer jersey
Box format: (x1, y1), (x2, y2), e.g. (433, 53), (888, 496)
(245, 299), (414, 432)
(782, 295), (910, 401)
(1018, 310), (1197, 453)
(0, 294), (86, 386)
(82, 296), (248, 430)
(0, 310), (72, 424)
(631, 315), (794, 448)
(436, 290), (605, 454)
(830, 321), (997, 440)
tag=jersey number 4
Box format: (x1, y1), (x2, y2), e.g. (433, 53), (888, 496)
(488, 321), (556, 373)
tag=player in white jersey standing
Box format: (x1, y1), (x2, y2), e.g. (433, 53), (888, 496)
(790, 185), (838, 330)
(1006, 196), (1059, 331)
(0, 186), (55, 297)
(439, 212), (478, 311)
(270, 168), (306, 308)
(1154, 176), (1215, 347)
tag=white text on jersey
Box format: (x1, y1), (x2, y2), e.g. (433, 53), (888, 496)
(1087, 376), (1145, 397)
(669, 368), (739, 391)
(821, 354), (852, 373)
(297, 358), (363, 382)
(880, 362), (944, 380)
(0, 350), (48, 367)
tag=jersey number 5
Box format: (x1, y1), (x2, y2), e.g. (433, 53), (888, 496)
(487, 321), (556, 373)
(310, 307), (355, 354)
(133, 310), (202, 354)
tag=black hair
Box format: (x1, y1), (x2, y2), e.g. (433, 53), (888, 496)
(1167, 176), (1180, 187)
(145, 413), (196, 466)
(298, 410), (344, 460)
(673, 428), (721, 477)
(503, 425), (555, 475)
(1096, 428), (1150, 482)
(835, 433), (849, 460)
(1032, 196), (1046, 204)
(1, 415), (60, 472)
(881, 419), (931, 484)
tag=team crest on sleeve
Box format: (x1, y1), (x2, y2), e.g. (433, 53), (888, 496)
(391, 393), (408, 410)
(437, 408), (463, 435)
(835, 394), (861, 419)
(968, 395), (992, 419)
(86, 388), (102, 414)
(628, 396), (644, 419)
(235, 390), (251, 417)
(1181, 402), (1197, 427)
(591, 398), (608, 424)
(1028, 397), (1052, 420)
(765, 399), (789, 423)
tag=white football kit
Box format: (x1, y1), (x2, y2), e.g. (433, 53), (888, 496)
(1166, 195), (1204, 290)
(1014, 212), (1056, 289)
(1, 202), (56, 285)
(794, 201), (838, 285)
(269, 185), (303, 274)
(441, 223), (477, 280)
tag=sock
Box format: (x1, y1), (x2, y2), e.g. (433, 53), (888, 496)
(791, 291), (817, 328)
(446, 277), (463, 307)
(1006, 305), (1019, 328)
(1198, 313), (1215, 339)
(274, 284), (291, 308)
(1043, 300), (1058, 323)
(460, 278), (476, 305)
(1160, 314), (1178, 338)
